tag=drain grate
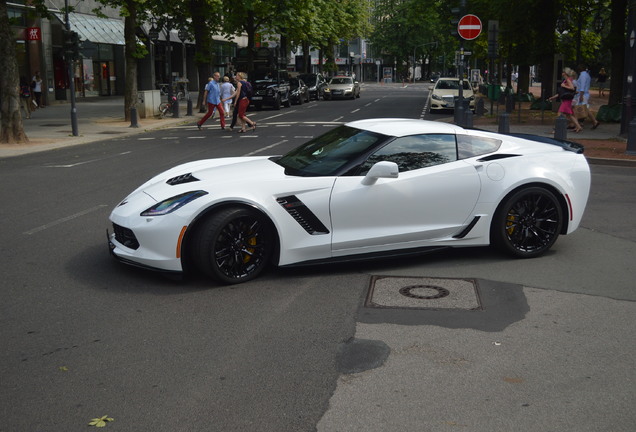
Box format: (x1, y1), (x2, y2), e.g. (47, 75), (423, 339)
(365, 276), (482, 310)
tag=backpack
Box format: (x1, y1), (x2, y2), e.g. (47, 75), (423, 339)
(20, 85), (31, 98)
(243, 81), (253, 99)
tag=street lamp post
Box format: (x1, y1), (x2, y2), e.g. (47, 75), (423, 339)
(149, 17), (178, 117)
(64, 0), (78, 136)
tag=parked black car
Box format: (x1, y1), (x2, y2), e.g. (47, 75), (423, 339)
(289, 78), (310, 105)
(251, 69), (291, 110)
(298, 73), (328, 100)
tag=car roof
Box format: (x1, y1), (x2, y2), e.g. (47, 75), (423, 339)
(345, 118), (465, 137)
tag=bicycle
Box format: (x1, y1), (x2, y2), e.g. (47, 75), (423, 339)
(158, 96), (177, 118)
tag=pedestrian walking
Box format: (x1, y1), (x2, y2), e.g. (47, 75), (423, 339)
(547, 68), (582, 133)
(196, 72), (225, 130)
(31, 71), (44, 108)
(19, 77), (32, 119)
(220, 76), (235, 118)
(233, 72), (256, 133)
(597, 67), (608, 97)
(573, 65), (599, 130)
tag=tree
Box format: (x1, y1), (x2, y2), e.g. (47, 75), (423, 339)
(96, 0), (150, 121)
(0, 0), (27, 143)
(369, 0), (445, 79)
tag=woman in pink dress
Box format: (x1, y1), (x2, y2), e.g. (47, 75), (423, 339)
(548, 68), (582, 132)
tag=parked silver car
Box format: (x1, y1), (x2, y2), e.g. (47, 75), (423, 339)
(323, 76), (360, 100)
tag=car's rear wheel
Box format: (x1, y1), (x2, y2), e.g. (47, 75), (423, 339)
(193, 207), (274, 284)
(491, 187), (563, 258)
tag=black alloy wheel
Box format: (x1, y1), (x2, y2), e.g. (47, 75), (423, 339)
(491, 187), (563, 258)
(193, 207), (274, 284)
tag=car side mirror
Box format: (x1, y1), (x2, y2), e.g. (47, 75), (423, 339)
(361, 161), (399, 185)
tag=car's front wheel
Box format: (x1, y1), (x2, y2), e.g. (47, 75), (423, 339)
(491, 187), (563, 258)
(193, 207), (274, 284)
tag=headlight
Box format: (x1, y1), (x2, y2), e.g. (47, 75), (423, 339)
(324, 88), (331, 93)
(141, 191), (208, 216)
(432, 94), (443, 100)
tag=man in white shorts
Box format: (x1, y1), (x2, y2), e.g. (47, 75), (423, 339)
(574, 65), (600, 129)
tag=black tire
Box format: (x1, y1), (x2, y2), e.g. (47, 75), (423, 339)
(491, 187), (563, 258)
(193, 207), (274, 284)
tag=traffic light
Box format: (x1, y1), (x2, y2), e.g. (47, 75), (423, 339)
(64, 30), (82, 60)
(450, 7), (463, 36)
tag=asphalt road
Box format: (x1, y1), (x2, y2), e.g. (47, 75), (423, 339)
(1, 84), (635, 431)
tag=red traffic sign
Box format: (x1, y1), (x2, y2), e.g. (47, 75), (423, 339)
(458, 14), (482, 40)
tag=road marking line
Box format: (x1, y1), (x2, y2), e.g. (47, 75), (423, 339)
(242, 140), (288, 156)
(24, 205), (108, 235)
(44, 152), (132, 168)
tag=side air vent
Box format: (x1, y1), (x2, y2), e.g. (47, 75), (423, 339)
(277, 195), (330, 235)
(166, 173), (199, 186)
(453, 216), (481, 239)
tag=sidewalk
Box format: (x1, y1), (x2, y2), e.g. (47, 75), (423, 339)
(0, 96), (191, 158)
(1, 89), (633, 166)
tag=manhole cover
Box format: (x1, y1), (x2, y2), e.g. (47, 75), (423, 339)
(365, 276), (482, 310)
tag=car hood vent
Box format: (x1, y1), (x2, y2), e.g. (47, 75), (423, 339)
(166, 173), (199, 186)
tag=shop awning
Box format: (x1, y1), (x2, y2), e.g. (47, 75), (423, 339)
(56, 12), (126, 45)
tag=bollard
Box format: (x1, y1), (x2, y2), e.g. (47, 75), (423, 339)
(186, 99), (193, 116)
(498, 112), (510, 134)
(505, 94), (514, 113)
(554, 116), (568, 140)
(627, 118), (636, 155)
(475, 98), (486, 116)
(173, 98), (180, 118)
(130, 106), (139, 128)
(464, 108), (473, 128)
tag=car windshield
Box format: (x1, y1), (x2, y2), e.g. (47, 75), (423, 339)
(254, 71), (276, 82)
(299, 75), (316, 85)
(274, 126), (390, 176)
(436, 80), (471, 90)
(330, 77), (353, 85)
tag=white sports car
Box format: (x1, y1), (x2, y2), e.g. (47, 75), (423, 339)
(108, 119), (591, 284)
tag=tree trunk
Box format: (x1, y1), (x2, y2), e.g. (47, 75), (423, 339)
(0, 0), (28, 144)
(608, 0), (627, 106)
(190, 0), (215, 111)
(123, 1), (138, 122)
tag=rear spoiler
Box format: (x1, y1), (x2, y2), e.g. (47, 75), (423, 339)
(506, 133), (585, 154)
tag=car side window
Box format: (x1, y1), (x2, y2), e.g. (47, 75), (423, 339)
(359, 134), (457, 174)
(457, 135), (502, 159)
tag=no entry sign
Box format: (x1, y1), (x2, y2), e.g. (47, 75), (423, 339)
(458, 14), (482, 40)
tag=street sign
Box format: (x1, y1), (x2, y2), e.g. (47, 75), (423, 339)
(458, 14), (482, 40)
